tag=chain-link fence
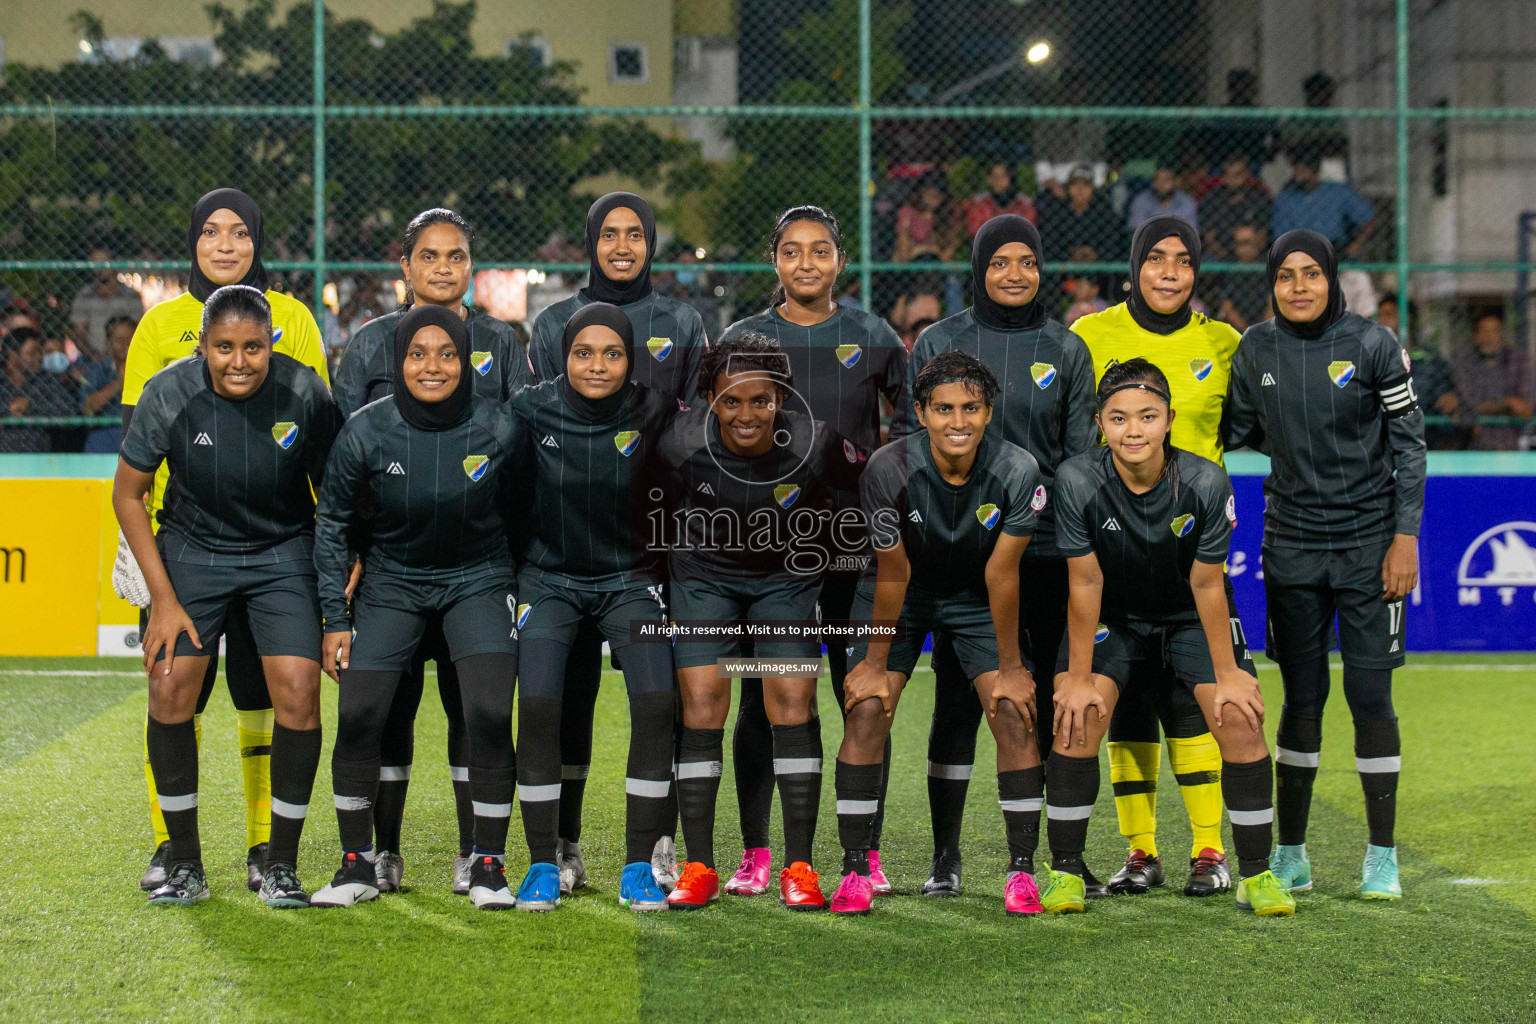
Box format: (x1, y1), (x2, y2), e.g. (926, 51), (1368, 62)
(2, 0), (1534, 449)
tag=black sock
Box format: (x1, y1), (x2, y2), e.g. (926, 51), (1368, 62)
(1221, 756), (1275, 878)
(558, 627), (602, 844)
(1275, 711), (1322, 847)
(373, 763), (411, 853)
(147, 716), (201, 866)
(1046, 753), (1099, 873)
(447, 725), (474, 858)
(373, 666), (419, 854)
(1354, 716), (1400, 848)
(871, 735), (892, 851)
(267, 724), (321, 867)
(469, 764), (514, 858)
(625, 690), (675, 865)
(772, 718), (823, 868)
(733, 678), (775, 850)
(676, 727), (724, 870)
(998, 765), (1044, 869)
(332, 754), (380, 854)
(927, 660), (981, 855)
(517, 695), (563, 865)
(836, 759), (882, 875)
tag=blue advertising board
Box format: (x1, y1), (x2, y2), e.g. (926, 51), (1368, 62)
(1227, 452), (1536, 653)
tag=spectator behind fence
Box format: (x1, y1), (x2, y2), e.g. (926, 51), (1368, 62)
(1038, 165), (1124, 261)
(69, 246), (144, 360)
(893, 170), (961, 263)
(1452, 311), (1534, 451)
(1207, 223), (1271, 332)
(1, 327), (79, 452)
(1199, 150), (1272, 260)
(964, 162), (1037, 240)
(1272, 149), (1379, 256)
(80, 314), (135, 452)
(1378, 297), (1465, 449)
(1125, 161), (1198, 235)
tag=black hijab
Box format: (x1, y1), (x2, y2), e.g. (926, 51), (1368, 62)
(971, 215), (1047, 331)
(583, 192), (656, 306)
(561, 301), (636, 420)
(187, 188), (269, 303)
(1127, 215), (1201, 335)
(392, 304), (472, 431)
(1268, 229), (1347, 340)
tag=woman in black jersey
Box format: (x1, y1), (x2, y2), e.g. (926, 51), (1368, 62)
(721, 206), (911, 897)
(114, 285), (341, 907)
(332, 208), (532, 896)
(1041, 358), (1293, 917)
(311, 305), (524, 911)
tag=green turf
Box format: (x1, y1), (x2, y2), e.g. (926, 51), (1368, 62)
(1, 655), (1533, 1023)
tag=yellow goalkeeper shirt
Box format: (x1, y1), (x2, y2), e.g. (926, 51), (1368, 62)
(122, 289), (329, 522)
(1071, 302), (1240, 467)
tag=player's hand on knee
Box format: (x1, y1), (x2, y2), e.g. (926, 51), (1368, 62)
(1053, 673), (1104, 751)
(143, 601), (200, 676)
(322, 630), (352, 683)
(1213, 667), (1264, 731)
(843, 658), (885, 714)
(989, 665), (1036, 729)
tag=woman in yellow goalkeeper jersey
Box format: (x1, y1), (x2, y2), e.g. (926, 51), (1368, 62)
(122, 187), (329, 894)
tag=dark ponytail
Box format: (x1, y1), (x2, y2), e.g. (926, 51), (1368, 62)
(200, 284), (272, 342)
(402, 207), (474, 262)
(1095, 357), (1181, 495)
(766, 205), (845, 306)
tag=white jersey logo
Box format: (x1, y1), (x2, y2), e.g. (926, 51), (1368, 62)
(1102, 517), (1121, 531)
(541, 435), (560, 448)
(386, 462), (405, 475)
(908, 510), (923, 523)
(697, 482), (714, 496)
(194, 432), (212, 446)
(1261, 373), (1276, 386)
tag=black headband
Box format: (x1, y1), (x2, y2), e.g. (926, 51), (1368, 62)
(1097, 381), (1171, 408)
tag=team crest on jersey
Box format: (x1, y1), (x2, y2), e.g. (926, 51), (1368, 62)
(1093, 624), (1110, 644)
(1189, 358), (1214, 382)
(774, 484), (801, 509)
(1329, 360), (1356, 387)
(614, 430), (641, 457)
(1170, 513), (1195, 537)
(463, 454), (490, 481)
(647, 337), (673, 362)
(976, 503), (1001, 530)
(1031, 362), (1057, 389)
(471, 351), (494, 376)
(836, 344), (863, 368)
(1031, 484), (1048, 511)
(516, 603), (532, 629)
(1225, 494), (1237, 525)
(271, 422), (298, 449)
(843, 438), (859, 463)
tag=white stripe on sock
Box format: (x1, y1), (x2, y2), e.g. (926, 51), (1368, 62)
(1046, 803), (1093, 821)
(772, 757), (823, 775)
(1276, 747), (1321, 768)
(271, 797), (308, 819)
(561, 764), (590, 780)
(472, 801), (513, 817)
(519, 783), (562, 802)
(836, 799), (879, 815)
(926, 761), (973, 780)
(999, 797), (1043, 812)
(334, 794), (371, 811)
(626, 777), (671, 798)
(379, 765), (412, 782)
(1356, 755), (1402, 773)
(1228, 807), (1275, 826)
(449, 765), (469, 783)
(157, 792), (198, 813)
(676, 760), (722, 780)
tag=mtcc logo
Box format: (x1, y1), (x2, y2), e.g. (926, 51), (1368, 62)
(1456, 521), (1536, 606)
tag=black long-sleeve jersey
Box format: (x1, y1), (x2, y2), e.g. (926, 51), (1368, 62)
(901, 311), (1097, 556)
(530, 291), (709, 409)
(313, 399), (526, 628)
(1054, 446), (1236, 626)
(511, 379), (677, 588)
(332, 305), (533, 419)
(1224, 311), (1426, 550)
(860, 431), (1043, 600)
(120, 353), (341, 566)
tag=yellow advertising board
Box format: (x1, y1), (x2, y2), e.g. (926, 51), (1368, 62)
(0, 478), (108, 656)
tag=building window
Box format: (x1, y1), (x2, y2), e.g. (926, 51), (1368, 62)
(609, 42), (649, 85)
(505, 36), (552, 68)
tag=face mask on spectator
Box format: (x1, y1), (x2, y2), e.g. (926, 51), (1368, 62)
(43, 351), (70, 374)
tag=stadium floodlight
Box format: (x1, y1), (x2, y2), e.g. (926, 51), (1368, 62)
(1025, 41), (1051, 65)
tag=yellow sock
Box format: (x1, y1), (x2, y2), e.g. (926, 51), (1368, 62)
(145, 712), (202, 847)
(1167, 733), (1225, 858)
(1108, 740), (1161, 858)
(237, 708), (274, 851)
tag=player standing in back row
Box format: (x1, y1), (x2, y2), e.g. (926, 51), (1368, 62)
(1224, 229), (1426, 900)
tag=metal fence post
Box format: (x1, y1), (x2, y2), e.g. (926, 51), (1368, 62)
(312, 1), (327, 324)
(1396, 0), (1410, 343)
(858, 0), (873, 309)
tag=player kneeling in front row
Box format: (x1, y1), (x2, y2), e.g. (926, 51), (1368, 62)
(1042, 358), (1294, 917)
(114, 285), (342, 907)
(835, 351), (1048, 917)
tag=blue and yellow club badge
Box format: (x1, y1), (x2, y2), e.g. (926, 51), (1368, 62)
(516, 603), (532, 629)
(976, 503), (1001, 529)
(614, 430), (640, 457)
(1094, 624), (1110, 644)
(1170, 513), (1195, 537)
(836, 344), (862, 368)
(1189, 358), (1214, 382)
(1329, 360), (1356, 387)
(271, 422), (298, 449)
(648, 337), (673, 362)
(471, 351), (493, 376)
(1031, 362), (1056, 389)
(774, 484), (801, 509)
(463, 454), (490, 481)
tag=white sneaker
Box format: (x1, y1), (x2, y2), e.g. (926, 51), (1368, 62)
(651, 835), (680, 893)
(374, 851), (405, 893)
(468, 856), (517, 910)
(453, 855), (472, 896)
(558, 839), (589, 894)
(310, 852), (381, 908)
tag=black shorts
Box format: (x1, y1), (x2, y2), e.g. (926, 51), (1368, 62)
(1263, 540), (1406, 669)
(349, 570), (518, 672)
(161, 557), (321, 661)
(1055, 605), (1256, 691)
(849, 582), (1001, 681)
(669, 577), (822, 669)
(516, 568), (670, 651)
